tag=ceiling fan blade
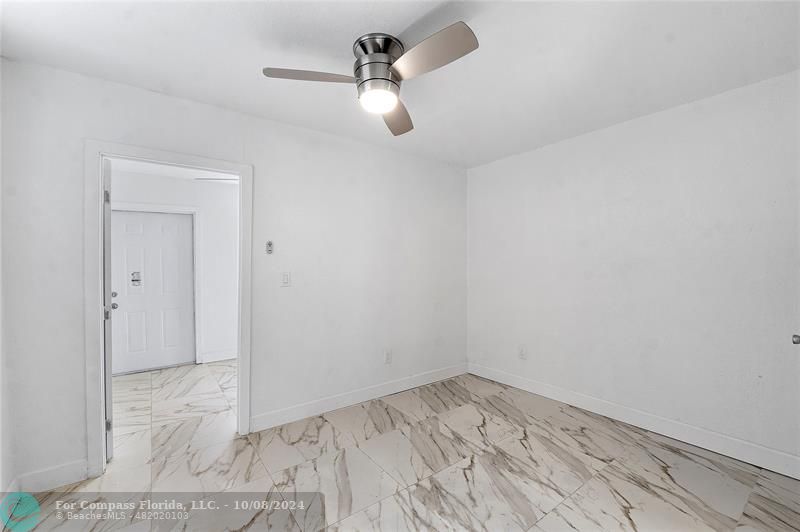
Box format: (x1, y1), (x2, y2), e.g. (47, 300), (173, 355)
(262, 67), (355, 84)
(383, 100), (414, 136)
(397, 2), (484, 50)
(390, 21), (478, 81)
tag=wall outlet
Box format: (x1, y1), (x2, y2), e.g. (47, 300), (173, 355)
(518, 345), (528, 360)
(384, 350), (393, 365)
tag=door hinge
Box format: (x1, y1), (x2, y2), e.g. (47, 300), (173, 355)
(106, 419), (112, 431)
(104, 190), (111, 203)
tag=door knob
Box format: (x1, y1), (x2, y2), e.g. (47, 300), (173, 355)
(111, 303), (119, 310)
(111, 291), (118, 298)
(793, 335), (800, 345)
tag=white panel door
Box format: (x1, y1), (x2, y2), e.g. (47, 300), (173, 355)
(111, 211), (196, 374)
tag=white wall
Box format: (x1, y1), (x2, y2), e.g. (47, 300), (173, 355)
(0, 1), (11, 492)
(7, 55), (795, 490)
(2, 59), (467, 490)
(468, 71), (800, 477)
(112, 171), (239, 364)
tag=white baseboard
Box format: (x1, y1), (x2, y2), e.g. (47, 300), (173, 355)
(16, 459), (88, 493)
(199, 350), (238, 364)
(468, 362), (800, 480)
(250, 364), (468, 432)
(4, 475), (20, 493)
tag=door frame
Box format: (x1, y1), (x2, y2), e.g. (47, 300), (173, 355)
(111, 204), (201, 370)
(84, 140), (254, 478)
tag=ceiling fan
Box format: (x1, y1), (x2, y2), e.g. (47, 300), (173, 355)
(262, 21), (479, 136)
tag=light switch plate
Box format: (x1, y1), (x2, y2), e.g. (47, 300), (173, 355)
(280, 272), (291, 287)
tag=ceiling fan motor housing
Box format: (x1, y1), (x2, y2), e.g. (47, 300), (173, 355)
(353, 33), (404, 101)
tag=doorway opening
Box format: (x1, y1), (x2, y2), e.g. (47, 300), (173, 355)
(84, 142), (253, 477)
(106, 157), (241, 464)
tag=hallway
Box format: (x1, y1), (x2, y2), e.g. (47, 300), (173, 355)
(113, 360), (238, 470)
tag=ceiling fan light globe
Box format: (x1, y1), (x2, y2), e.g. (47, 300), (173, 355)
(357, 78), (400, 115)
(360, 89), (398, 114)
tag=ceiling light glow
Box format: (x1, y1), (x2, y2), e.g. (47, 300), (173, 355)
(359, 88), (398, 114)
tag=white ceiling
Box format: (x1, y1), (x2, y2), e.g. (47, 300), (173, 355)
(3, 1), (798, 167)
(110, 157), (239, 182)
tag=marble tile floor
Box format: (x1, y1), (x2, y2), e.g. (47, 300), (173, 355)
(27, 371), (799, 531)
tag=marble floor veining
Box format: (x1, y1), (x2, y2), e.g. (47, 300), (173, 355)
(28, 369), (800, 531)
